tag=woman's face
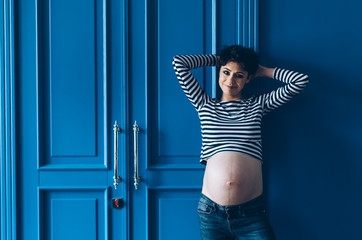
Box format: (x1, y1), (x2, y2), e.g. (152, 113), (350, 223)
(219, 61), (251, 101)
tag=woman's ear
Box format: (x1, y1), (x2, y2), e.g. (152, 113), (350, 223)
(246, 74), (253, 83)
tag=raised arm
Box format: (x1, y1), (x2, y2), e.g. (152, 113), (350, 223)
(255, 66), (309, 114)
(172, 54), (218, 111)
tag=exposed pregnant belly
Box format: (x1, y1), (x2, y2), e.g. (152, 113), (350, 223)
(201, 151), (263, 206)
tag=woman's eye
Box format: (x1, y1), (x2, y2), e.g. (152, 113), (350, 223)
(223, 71), (230, 75)
(236, 74), (244, 78)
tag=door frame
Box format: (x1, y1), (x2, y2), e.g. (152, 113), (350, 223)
(1, 0), (17, 239)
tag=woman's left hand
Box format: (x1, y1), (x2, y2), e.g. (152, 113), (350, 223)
(253, 65), (274, 79)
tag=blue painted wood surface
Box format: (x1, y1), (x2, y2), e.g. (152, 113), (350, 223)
(1, 0), (17, 239)
(16, 0), (112, 239)
(9, 0), (362, 239)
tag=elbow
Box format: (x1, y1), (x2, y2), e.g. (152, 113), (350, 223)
(300, 73), (309, 85)
(304, 74), (310, 85)
(293, 74), (309, 90)
(173, 55), (182, 62)
(172, 55), (181, 66)
(300, 74), (309, 89)
(173, 55), (188, 69)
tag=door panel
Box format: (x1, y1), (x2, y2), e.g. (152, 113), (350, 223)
(47, 0), (97, 158)
(38, 0), (108, 168)
(148, 190), (202, 239)
(18, 0), (113, 239)
(39, 188), (109, 240)
(156, 0), (206, 160)
(37, 0), (110, 237)
(128, 0), (211, 238)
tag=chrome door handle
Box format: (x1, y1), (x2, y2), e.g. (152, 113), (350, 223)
(113, 121), (121, 189)
(133, 121), (141, 189)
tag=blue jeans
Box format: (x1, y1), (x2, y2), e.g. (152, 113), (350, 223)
(198, 193), (276, 240)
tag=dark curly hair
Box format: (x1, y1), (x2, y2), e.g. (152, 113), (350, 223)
(219, 45), (259, 76)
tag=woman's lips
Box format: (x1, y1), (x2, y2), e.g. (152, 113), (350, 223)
(224, 85), (236, 89)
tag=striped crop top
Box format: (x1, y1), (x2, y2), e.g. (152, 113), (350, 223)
(172, 54), (309, 165)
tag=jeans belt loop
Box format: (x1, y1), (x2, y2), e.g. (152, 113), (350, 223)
(241, 206), (246, 217)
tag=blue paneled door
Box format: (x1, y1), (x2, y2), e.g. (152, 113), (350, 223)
(16, 0), (256, 239)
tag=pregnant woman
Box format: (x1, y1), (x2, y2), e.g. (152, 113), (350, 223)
(172, 45), (309, 239)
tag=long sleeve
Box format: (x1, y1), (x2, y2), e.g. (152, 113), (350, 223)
(257, 68), (309, 114)
(172, 54), (218, 111)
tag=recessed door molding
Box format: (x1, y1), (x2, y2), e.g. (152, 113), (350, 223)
(1, 0), (17, 239)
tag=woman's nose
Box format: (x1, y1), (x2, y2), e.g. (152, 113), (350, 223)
(225, 76), (234, 85)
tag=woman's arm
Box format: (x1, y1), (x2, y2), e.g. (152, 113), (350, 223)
(172, 55), (218, 111)
(254, 65), (309, 114)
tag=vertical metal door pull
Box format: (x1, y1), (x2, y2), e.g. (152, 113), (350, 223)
(133, 121), (141, 189)
(113, 121), (121, 189)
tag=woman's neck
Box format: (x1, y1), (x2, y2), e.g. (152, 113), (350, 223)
(220, 94), (242, 102)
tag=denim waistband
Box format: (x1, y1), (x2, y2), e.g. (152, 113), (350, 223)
(200, 193), (265, 213)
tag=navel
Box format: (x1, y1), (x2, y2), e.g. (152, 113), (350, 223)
(226, 181), (233, 188)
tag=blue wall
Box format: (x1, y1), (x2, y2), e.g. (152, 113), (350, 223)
(259, 0), (362, 239)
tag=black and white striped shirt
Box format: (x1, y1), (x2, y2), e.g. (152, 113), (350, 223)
(173, 54), (309, 165)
